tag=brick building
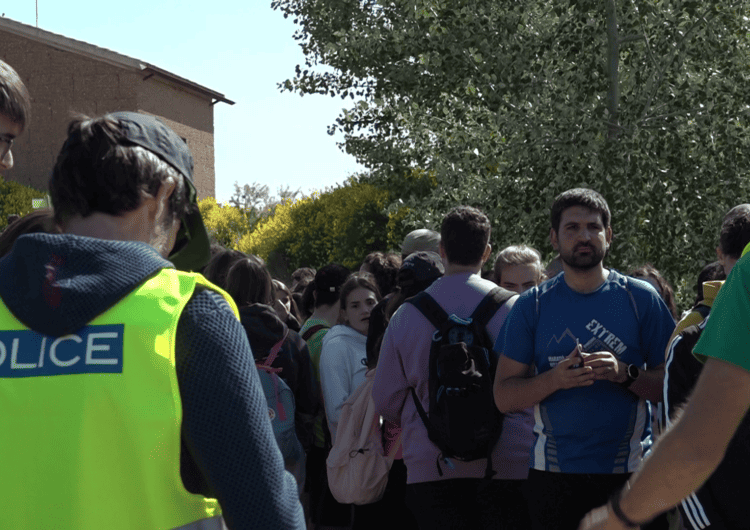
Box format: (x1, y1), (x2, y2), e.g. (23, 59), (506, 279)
(0, 17), (233, 199)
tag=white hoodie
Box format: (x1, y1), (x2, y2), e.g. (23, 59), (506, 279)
(319, 324), (368, 443)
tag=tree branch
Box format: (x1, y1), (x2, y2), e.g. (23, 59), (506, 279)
(605, 0), (621, 139)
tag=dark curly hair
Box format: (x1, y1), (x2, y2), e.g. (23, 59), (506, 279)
(719, 204), (750, 260)
(49, 114), (191, 227)
(361, 252), (402, 296)
(550, 188), (611, 233)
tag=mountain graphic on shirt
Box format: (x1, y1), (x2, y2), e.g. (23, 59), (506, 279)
(546, 328), (578, 350)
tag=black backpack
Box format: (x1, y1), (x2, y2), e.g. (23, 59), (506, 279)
(406, 287), (514, 478)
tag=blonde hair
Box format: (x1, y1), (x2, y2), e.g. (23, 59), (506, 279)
(494, 245), (544, 284)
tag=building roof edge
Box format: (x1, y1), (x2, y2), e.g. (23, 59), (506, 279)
(0, 16), (234, 105)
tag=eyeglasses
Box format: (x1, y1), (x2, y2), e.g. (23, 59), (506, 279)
(0, 136), (13, 161)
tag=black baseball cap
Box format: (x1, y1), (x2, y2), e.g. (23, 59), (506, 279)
(399, 251), (444, 288)
(108, 111), (211, 272)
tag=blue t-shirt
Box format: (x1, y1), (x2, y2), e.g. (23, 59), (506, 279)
(496, 270), (675, 474)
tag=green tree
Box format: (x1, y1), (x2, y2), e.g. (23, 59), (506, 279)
(198, 197), (252, 249)
(229, 181), (302, 228)
(274, 0), (750, 309)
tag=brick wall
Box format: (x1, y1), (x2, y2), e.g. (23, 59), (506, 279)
(0, 29), (216, 199)
(138, 78), (215, 200)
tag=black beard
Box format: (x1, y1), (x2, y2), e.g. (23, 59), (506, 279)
(560, 245), (606, 271)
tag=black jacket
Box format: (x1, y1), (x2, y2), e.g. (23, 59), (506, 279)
(665, 316), (750, 530)
(238, 303), (321, 448)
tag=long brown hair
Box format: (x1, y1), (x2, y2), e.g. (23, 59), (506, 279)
(225, 255), (274, 307)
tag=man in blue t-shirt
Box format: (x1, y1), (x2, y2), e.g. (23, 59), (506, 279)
(493, 188), (675, 530)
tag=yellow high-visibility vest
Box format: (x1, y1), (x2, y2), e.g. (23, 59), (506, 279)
(0, 268), (239, 530)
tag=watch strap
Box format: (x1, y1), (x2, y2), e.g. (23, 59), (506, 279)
(609, 487), (644, 528)
(620, 364), (638, 388)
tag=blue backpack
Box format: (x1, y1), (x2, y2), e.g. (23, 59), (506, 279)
(256, 334), (305, 481)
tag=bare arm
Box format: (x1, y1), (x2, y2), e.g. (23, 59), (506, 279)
(494, 346), (595, 413)
(579, 357), (750, 529)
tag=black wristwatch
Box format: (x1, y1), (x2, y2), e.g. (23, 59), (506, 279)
(610, 487), (643, 528)
(620, 364), (640, 389)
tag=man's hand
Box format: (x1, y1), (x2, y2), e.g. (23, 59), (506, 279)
(549, 345), (596, 391)
(582, 351), (626, 383)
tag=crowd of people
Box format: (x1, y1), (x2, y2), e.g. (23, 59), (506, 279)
(3, 54), (750, 530)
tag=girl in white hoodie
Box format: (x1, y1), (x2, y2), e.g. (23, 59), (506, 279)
(319, 273), (381, 444)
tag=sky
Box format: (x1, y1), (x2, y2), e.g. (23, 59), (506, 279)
(4, 0), (364, 203)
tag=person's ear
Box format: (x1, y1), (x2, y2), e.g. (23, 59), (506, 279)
(151, 177), (177, 222)
(481, 243), (492, 264)
(605, 225), (613, 244)
(439, 240), (446, 260)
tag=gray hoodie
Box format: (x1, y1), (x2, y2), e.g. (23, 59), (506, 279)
(319, 324), (369, 443)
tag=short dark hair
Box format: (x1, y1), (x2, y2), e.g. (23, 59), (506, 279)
(440, 206), (491, 266)
(0, 60), (31, 131)
(312, 263), (351, 308)
(550, 188), (611, 233)
(719, 204), (750, 260)
(361, 252), (402, 296)
(225, 255), (274, 306)
(693, 261), (725, 307)
(49, 114), (191, 226)
(339, 273), (381, 311)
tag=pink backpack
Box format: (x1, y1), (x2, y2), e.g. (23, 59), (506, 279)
(326, 368), (401, 505)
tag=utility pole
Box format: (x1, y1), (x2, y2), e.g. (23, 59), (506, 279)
(36, 0), (38, 27)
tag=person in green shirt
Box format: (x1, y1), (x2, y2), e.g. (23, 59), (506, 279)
(579, 242), (750, 529)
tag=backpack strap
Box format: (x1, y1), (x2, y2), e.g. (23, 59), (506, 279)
(257, 328), (289, 374)
(405, 292), (450, 475)
(405, 291), (449, 332)
(624, 275), (644, 358)
(301, 323), (327, 342)
(470, 287), (514, 329)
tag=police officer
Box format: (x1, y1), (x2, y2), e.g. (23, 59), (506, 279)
(0, 112), (305, 529)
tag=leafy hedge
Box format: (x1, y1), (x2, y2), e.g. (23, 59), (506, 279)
(237, 179), (393, 271)
(0, 176), (47, 230)
(198, 197), (251, 249)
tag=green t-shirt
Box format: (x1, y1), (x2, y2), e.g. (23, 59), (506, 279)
(694, 253), (750, 372)
(299, 317), (331, 447)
